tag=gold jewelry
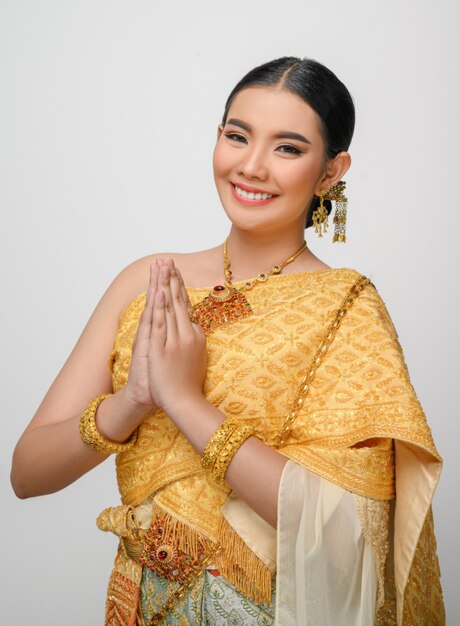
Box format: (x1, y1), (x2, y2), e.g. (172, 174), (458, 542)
(191, 238), (308, 334)
(202, 419), (256, 484)
(119, 516), (222, 625)
(211, 423), (255, 483)
(147, 543), (221, 625)
(121, 518), (221, 625)
(328, 181), (348, 243)
(312, 181), (348, 242)
(312, 189), (329, 237)
(189, 309), (200, 324)
(79, 392), (139, 455)
(201, 417), (240, 469)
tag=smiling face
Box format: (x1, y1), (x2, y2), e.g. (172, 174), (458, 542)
(213, 86), (333, 236)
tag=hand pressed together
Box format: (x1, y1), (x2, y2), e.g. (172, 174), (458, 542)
(143, 258), (207, 416)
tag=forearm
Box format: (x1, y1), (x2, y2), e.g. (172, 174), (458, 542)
(167, 396), (288, 528)
(11, 388), (149, 499)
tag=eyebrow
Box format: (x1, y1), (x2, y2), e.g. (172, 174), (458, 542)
(226, 117), (312, 145)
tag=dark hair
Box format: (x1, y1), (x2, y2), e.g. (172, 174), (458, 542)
(221, 57), (355, 228)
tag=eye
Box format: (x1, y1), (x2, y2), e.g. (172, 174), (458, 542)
(224, 132), (247, 143)
(277, 144), (302, 155)
(224, 133), (302, 155)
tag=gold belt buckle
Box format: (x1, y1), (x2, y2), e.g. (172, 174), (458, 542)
(138, 515), (206, 585)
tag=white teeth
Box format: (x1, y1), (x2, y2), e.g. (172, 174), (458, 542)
(234, 184), (273, 200)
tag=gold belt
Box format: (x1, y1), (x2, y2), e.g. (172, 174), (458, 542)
(119, 514), (219, 587)
(119, 515), (221, 626)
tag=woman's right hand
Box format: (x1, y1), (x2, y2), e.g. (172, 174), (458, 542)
(11, 255), (170, 498)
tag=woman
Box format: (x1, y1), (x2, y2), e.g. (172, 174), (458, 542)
(11, 57), (444, 625)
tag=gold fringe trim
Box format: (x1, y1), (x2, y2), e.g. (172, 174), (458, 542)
(215, 515), (273, 605)
(147, 502), (217, 556)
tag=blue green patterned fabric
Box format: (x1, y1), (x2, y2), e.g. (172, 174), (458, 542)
(140, 566), (276, 625)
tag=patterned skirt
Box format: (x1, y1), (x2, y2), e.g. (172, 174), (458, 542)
(140, 566), (276, 626)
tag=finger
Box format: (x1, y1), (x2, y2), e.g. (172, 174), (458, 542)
(160, 264), (179, 340)
(173, 264), (194, 314)
(151, 288), (166, 350)
(133, 262), (158, 350)
(168, 262), (194, 334)
(146, 261), (159, 307)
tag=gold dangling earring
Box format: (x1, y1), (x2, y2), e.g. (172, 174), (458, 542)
(312, 189), (329, 238)
(326, 181), (348, 243)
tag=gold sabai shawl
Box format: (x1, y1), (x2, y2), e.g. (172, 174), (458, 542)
(98, 268), (444, 625)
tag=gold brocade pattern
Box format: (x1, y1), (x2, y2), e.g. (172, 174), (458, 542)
(103, 267), (444, 623)
(354, 493), (391, 611)
(402, 506), (445, 625)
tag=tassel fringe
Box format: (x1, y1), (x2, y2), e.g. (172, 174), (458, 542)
(147, 502), (217, 556)
(215, 515), (273, 605)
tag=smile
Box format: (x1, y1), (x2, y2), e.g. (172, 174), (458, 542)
(230, 183), (278, 206)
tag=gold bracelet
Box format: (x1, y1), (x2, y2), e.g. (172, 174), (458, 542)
(201, 417), (240, 469)
(211, 423), (256, 484)
(79, 392), (139, 455)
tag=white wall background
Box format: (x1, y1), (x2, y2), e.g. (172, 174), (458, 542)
(1, 0), (458, 623)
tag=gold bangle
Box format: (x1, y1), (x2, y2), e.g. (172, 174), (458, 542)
(211, 423), (256, 484)
(79, 392), (138, 455)
(201, 417), (240, 469)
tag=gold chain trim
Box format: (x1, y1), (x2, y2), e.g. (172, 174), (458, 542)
(274, 275), (373, 448)
(223, 236), (308, 291)
(146, 545), (221, 625)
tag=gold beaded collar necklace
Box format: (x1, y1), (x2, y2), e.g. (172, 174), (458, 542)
(191, 237), (307, 334)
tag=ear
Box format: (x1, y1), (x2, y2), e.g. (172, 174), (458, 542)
(217, 123), (224, 141)
(314, 152), (352, 195)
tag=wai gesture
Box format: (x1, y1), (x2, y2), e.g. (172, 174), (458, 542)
(124, 258), (208, 419)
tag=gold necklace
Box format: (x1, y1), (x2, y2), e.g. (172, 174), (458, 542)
(191, 237), (307, 334)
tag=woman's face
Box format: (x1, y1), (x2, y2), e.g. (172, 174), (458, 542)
(213, 86), (329, 236)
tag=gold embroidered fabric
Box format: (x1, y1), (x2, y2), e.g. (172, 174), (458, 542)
(402, 505), (445, 625)
(354, 493), (391, 612)
(101, 267), (444, 624)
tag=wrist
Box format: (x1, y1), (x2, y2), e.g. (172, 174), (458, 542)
(164, 394), (226, 454)
(164, 393), (209, 423)
(95, 388), (154, 443)
(119, 387), (158, 421)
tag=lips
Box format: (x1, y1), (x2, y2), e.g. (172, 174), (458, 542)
(231, 181), (278, 195)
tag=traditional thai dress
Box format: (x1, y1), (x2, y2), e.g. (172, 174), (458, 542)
(97, 268), (445, 625)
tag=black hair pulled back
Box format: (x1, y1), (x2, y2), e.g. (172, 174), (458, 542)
(221, 57), (355, 228)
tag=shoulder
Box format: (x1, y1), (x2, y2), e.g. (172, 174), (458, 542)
(334, 270), (401, 347)
(316, 267), (400, 341)
(109, 246), (223, 320)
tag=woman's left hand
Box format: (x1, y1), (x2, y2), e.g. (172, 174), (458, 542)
(147, 258), (207, 416)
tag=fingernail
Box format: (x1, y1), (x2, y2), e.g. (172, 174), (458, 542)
(161, 266), (169, 279)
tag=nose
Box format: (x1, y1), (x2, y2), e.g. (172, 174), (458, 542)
(238, 144), (269, 181)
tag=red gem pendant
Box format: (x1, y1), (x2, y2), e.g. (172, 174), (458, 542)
(208, 284), (233, 303)
(191, 287), (253, 334)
